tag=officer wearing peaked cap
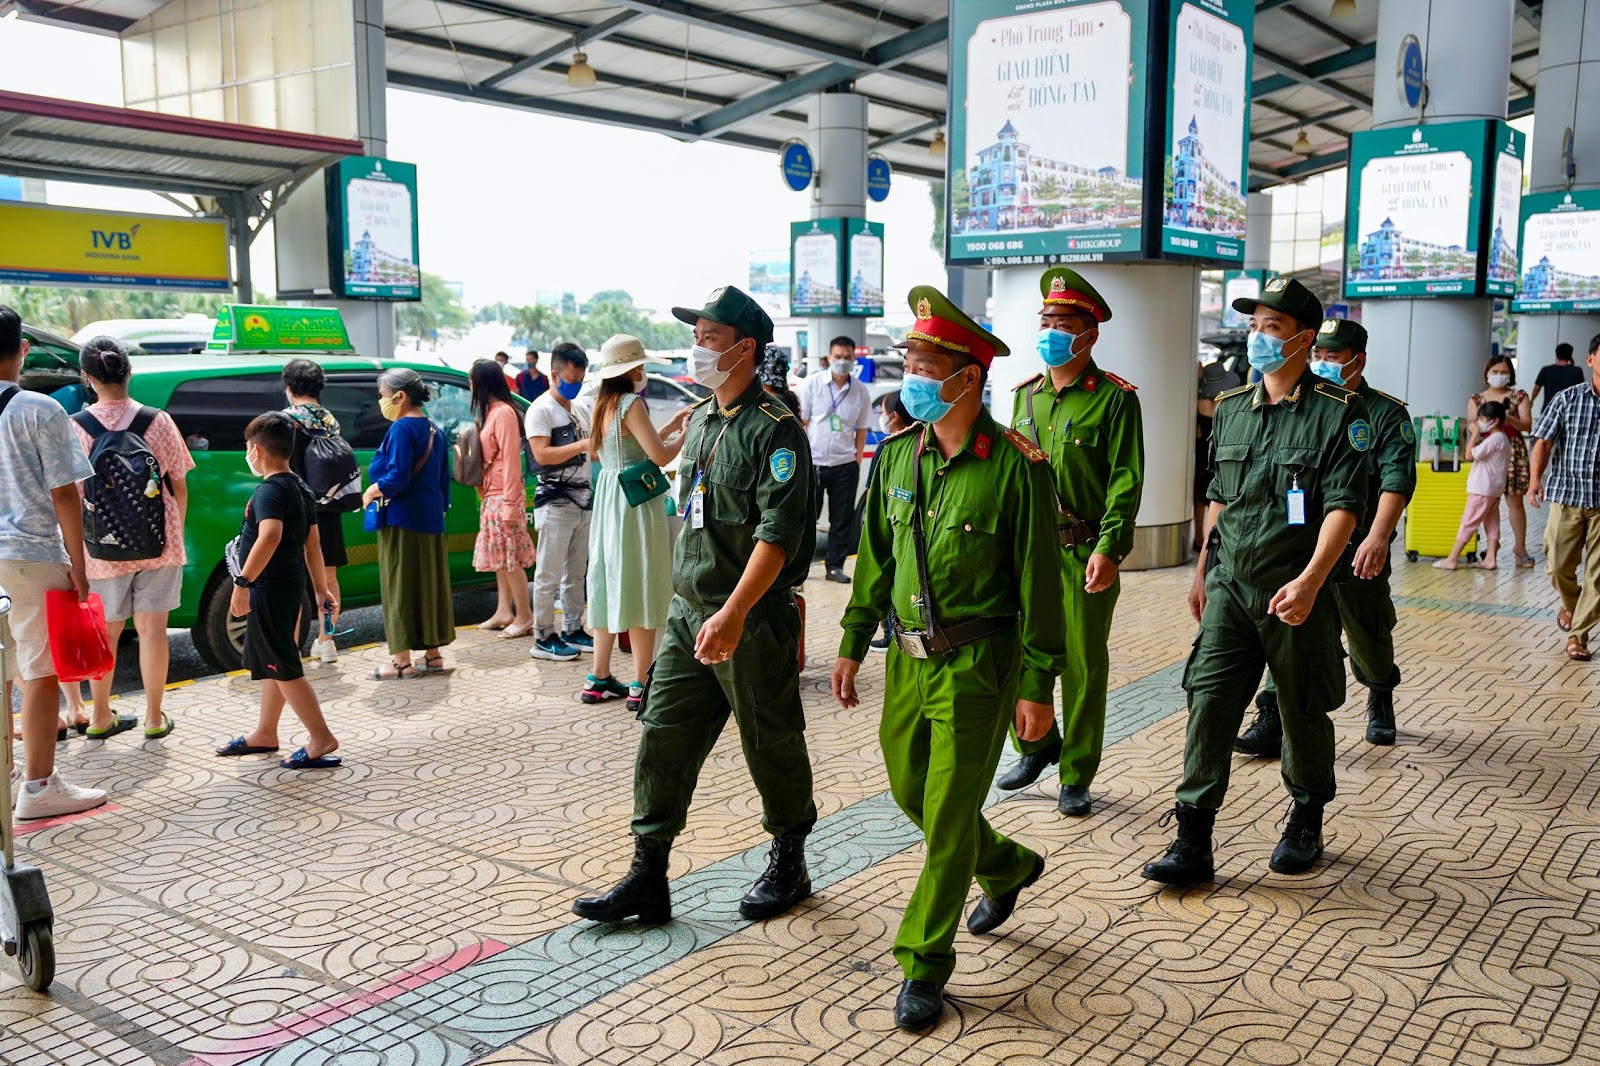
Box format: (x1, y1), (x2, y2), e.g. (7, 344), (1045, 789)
(1237, 317), (1416, 756)
(1143, 277), (1371, 887)
(994, 267), (1144, 819)
(833, 286), (1067, 1033)
(573, 285), (819, 929)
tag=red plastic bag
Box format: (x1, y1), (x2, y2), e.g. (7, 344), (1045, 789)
(46, 590), (115, 683)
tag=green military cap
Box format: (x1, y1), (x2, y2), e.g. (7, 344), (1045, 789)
(1039, 266), (1111, 322)
(1231, 276), (1323, 332)
(671, 284), (775, 346)
(1313, 318), (1368, 353)
(897, 285), (1009, 365)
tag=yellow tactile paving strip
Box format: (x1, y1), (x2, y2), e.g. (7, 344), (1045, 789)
(3, 520), (1598, 1065)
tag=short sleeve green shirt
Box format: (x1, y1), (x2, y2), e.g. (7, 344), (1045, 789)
(1354, 382), (1418, 535)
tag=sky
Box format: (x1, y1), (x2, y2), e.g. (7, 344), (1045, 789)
(0, 18), (948, 321)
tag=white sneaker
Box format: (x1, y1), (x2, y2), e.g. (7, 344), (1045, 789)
(313, 635), (339, 663)
(14, 772), (108, 821)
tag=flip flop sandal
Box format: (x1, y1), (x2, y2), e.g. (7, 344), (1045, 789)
(370, 660), (415, 681)
(86, 713), (140, 740)
(215, 736), (280, 757)
(1567, 641), (1593, 662)
(1558, 610), (1573, 632)
(1516, 555), (1537, 568)
(416, 657), (452, 675)
(280, 747), (342, 770)
(144, 712), (175, 740)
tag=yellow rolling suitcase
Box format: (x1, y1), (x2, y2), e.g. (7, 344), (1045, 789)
(1403, 414), (1477, 562)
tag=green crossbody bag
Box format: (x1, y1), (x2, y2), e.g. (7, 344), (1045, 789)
(611, 396), (670, 508)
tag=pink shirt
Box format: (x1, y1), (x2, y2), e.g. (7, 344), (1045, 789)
(479, 401), (524, 500)
(1466, 430), (1510, 498)
(71, 399), (195, 579)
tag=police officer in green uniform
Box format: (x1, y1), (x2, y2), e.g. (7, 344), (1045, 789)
(573, 286), (819, 925)
(1236, 319), (1416, 756)
(1143, 278), (1371, 885)
(833, 287), (1067, 1032)
(996, 267), (1144, 817)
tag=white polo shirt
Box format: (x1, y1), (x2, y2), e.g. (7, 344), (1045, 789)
(798, 369), (873, 467)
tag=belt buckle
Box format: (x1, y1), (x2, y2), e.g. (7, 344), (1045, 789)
(895, 630), (930, 659)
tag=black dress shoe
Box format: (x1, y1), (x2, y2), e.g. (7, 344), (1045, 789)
(894, 979), (944, 1031)
(826, 568), (853, 584)
(995, 739), (1061, 790)
(1268, 801), (1324, 874)
(967, 851), (1045, 935)
(572, 836), (672, 923)
(738, 829), (812, 920)
(1365, 689), (1396, 746)
(1141, 803), (1216, 885)
(1057, 785), (1091, 817)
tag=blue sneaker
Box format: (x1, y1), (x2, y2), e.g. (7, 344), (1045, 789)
(561, 629), (595, 653)
(530, 634), (580, 662)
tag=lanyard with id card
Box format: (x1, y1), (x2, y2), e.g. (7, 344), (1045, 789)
(681, 412), (737, 531)
(1286, 471), (1307, 526)
(827, 379), (850, 433)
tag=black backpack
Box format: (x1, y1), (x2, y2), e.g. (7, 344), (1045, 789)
(294, 418), (362, 512)
(72, 406), (170, 562)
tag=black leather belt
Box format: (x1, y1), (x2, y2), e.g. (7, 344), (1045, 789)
(891, 613), (1016, 659)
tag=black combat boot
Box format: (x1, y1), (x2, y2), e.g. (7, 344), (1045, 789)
(1365, 689), (1396, 746)
(1269, 801), (1324, 874)
(739, 827), (812, 920)
(1234, 690), (1283, 758)
(996, 738), (1062, 790)
(1141, 803), (1216, 885)
(894, 980), (945, 1031)
(572, 835), (672, 923)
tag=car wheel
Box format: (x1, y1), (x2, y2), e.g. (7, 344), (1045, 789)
(192, 570), (316, 674)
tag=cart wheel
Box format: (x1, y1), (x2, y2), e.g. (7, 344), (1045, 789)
(1466, 552), (1477, 564)
(16, 922), (53, 992)
(1406, 551), (1418, 562)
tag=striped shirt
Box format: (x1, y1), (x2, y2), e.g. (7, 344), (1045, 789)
(1531, 379), (1600, 509)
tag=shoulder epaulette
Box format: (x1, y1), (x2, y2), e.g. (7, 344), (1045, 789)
(1371, 388), (1407, 407)
(1314, 382), (1351, 404)
(1012, 373), (1044, 393)
(1102, 370), (1137, 392)
(1216, 383), (1254, 403)
(877, 424), (920, 448)
(756, 399), (793, 423)
(689, 394), (715, 409)
(1002, 428), (1048, 463)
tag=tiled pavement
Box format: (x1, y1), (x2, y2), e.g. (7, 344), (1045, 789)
(4, 523), (1598, 1065)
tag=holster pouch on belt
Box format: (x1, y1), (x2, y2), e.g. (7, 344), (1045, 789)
(891, 612), (1016, 659)
(1204, 525), (1222, 575)
(1059, 509), (1097, 549)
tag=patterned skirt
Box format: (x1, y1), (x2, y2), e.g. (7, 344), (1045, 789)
(1506, 433), (1531, 496)
(473, 494), (537, 573)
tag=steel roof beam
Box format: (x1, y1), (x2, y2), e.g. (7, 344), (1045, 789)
(1516, 1), (1541, 31)
(602, 0), (885, 69)
(8, 128), (300, 172)
(1251, 42), (1375, 99)
(0, 157), (244, 198)
(1254, 104), (1358, 141)
(1280, 6), (1362, 50)
(477, 11), (640, 90)
(1253, 45), (1374, 109)
(871, 117), (941, 150)
(389, 69), (694, 137)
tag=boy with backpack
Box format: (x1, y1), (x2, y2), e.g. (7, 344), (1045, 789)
(214, 412), (341, 770)
(282, 359), (361, 661)
(0, 306), (108, 820)
(69, 337), (193, 741)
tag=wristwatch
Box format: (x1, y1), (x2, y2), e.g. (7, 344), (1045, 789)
(233, 575), (252, 589)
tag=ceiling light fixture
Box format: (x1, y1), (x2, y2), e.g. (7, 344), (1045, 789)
(928, 130), (946, 158)
(1330, 0), (1357, 18)
(566, 50), (597, 88)
(1292, 129), (1313, 154)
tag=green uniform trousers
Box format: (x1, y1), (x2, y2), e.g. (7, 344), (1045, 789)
(1010, 548), (1119, 786)
(882, 629), (1041, 985)
(631, 594), (818, 842)
(1179, 564), (1342, 810)
(1263, 565), (1399, 701)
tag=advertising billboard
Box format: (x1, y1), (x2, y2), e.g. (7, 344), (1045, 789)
(845, 219), (885, 317)
(1343, 121), (1491, 299)
(946, 0), (1151, 267)
(1220, 269), (1267, 328)
(0, 202), (230, 291)
(790, 219), (845, 316)
(327, 156), (421, 301)
(748, 250), (791, 319)
(1513, 190), (1600, 313)
(1484, 122), (1526, 297)
(1161, 0), (1252, 262)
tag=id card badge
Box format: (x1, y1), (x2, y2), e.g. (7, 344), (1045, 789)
(1286, 474), (1307, 527)
(680, 469), (704, 519)
(690, 492), (705, 530)
(828, 412), (843, 432)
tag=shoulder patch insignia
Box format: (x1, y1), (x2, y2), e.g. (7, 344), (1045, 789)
(1348, 419), (1372, 452)
(1102, 370), (1137, 392)
(975, 433), (992, 459)
(1003, 428), (1048, 463)
(1400, 421), (1416, 445)
(770, 448), (797, 483)
(1012, 372), (1044, 393)
(1315, 382), (1351, 404)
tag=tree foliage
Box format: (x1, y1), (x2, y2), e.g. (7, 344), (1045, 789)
(0, 286), (237, 334)
(395, 272), (471, 338)
(485, 291), (690, 353)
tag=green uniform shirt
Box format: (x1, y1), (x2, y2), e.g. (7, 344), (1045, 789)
(674, 378), (815, 606)
(1010, 360), (1145, 561)
(1206, 371), (1372, 590)
(840, 410), (1068, 705)
(1353, 381), (1418, 535)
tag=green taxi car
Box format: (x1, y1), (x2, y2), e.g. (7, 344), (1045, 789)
(22, 308), (518, 672)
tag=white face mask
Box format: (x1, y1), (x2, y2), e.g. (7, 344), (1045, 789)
(1487, 372), (1511, 388)
(245, 444), (263, 478)
(689, 341), (746, 390)
(830, 358), (853, 379)
(1477, 419), (1496, 433)
(632, 373), (648, 394)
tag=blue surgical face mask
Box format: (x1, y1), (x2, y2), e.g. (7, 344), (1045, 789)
(1309, 358), (1348, 385)
(901, 369), (968, 424)
(556, 377), (583, 401)
(1247, 330), (1289, 375)
(1036, 328), (1079, 368)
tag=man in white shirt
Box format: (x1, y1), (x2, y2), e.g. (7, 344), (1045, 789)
(799, 336), (873, 583)
(525, 342), (594, 661)
(0, 306), (109, 820)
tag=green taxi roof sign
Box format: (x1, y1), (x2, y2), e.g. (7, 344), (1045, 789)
(208, 305), (354, 353)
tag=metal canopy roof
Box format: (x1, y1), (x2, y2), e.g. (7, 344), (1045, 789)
(7, 0), (1544, 191)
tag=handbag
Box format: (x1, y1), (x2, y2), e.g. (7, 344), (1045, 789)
(610, 396), (669, 508)
(367, 421), (437, 530)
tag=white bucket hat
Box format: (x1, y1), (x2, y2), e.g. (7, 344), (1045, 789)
(594, 334), (650, 379)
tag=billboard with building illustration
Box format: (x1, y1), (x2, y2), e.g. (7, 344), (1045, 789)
(790, 219), (845, 316)
(1484, 122), (1526, 297)
(1513, 190), (1600, 313)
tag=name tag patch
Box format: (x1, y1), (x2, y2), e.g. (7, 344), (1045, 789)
(888, 486), (914, 502)
(771, 448), (796, 483)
